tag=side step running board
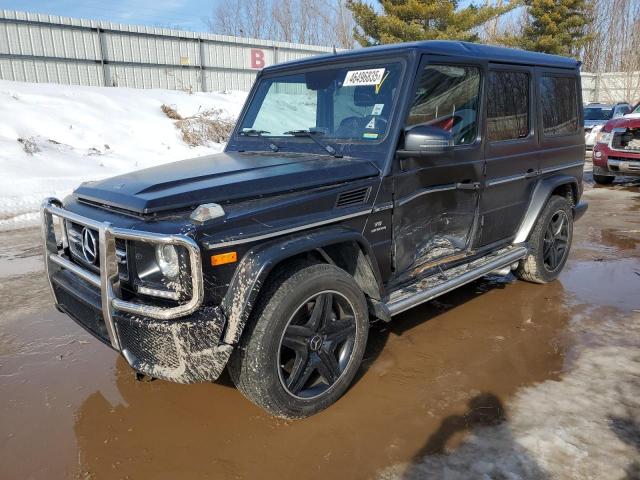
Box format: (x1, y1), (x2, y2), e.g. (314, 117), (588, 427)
(385, 246), (528, 317)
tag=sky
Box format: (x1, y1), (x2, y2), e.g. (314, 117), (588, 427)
(0, 0), (216, 31)
(0, 0), (503, 34)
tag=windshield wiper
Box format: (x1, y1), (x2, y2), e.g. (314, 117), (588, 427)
(238, 129), (279, 152)
(283, 130), (342, 158)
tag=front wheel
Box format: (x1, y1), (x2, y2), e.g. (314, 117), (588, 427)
(228, 262), (369, 418)
(515, 195), (573, 284)
(593, 173), (615, 185)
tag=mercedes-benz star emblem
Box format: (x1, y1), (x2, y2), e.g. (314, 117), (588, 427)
(308, 334), (323, 352)
(81, 227), (98, 264)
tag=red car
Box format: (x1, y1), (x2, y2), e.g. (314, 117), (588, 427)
(592, 105), (640, 184)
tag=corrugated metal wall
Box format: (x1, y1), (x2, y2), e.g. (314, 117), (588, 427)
(2, 10), (635, 101)
(581, 71), (640, 104)
(0, 10), (336, 92)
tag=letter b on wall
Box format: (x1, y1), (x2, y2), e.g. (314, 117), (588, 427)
(250, 49), (265, 69)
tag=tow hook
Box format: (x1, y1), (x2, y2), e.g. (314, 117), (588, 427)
(135, 372), (156, 382)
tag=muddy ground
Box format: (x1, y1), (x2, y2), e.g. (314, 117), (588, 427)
(1, 165), (639, 480)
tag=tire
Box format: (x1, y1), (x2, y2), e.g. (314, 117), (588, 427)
(227, 262), (369, 419)
(593, 173), (615, 185)
(515, 195), (573, 284)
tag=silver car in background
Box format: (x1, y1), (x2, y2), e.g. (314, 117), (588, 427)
(584, 102), (632, 148)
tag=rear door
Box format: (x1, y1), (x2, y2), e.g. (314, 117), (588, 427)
(392, 56), (485, 278)
(480, 64), (538, 246)
(536, 68), (583, 178)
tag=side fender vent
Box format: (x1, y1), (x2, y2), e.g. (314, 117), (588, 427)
(336, 186), (371, 208)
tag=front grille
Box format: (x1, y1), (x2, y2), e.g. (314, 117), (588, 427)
(67, 221), (99, 270)
(117, 319), (180, 369)
(611, 128), (640, 152)
(66, 221), (128, 279)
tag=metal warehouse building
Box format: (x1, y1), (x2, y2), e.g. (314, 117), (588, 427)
(0, 9), (335, 92)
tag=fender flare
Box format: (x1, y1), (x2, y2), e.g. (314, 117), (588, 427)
(513, 174), (578, 244)
(220, 226), (383, 345)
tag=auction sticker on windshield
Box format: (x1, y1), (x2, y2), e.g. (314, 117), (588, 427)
(343, 68), (385, 86)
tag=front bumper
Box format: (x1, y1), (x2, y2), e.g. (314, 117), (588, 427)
(592, 132), (640, 177)
(42, 198), (232, 383)
(607, 158), (640, 175)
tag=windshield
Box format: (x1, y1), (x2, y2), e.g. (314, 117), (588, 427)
(239, 62), (403, 141)
(584, 107), (613, 121)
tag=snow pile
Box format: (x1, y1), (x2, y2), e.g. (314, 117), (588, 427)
(251, 92), (317, 136)
(0, 80), (247, 228)
(379, 313), (640, 480)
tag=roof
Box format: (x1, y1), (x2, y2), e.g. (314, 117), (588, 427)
(267, 40), (581, 72)
(586, 103), (614, 108)
(586, 102), (629, 107)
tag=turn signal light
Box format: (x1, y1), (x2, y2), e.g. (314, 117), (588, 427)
(211, 251), (237, 266)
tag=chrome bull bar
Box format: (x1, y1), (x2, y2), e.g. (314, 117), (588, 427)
(41, 197), (204, 350)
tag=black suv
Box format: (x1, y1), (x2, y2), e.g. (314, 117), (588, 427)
(42, 41), (587, 418)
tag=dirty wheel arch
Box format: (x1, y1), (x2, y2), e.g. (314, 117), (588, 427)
(220, 229), (382, 346)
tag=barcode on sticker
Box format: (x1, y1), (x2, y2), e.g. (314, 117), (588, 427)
(343, 68), (385, 86)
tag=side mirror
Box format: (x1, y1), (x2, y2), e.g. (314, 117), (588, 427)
(397, 125), (454, 157)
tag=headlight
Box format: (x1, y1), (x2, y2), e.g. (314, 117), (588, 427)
(134, 242), (188, 300)
(156, 244), (179, 279)
(596, 131), (612, 144)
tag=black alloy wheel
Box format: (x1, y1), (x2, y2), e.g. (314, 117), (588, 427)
(515, 195), (574, 284)
(278, 291), (357, 399)
(228, 262), (369, 418)
(542, 209), (570, 272)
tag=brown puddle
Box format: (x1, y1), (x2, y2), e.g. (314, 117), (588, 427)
(1, 176), (639, 480)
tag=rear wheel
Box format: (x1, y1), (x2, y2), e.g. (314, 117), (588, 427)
(228, 262), (369, 418)
(515, 195), (573, 284)
(593, 173), (615, 185)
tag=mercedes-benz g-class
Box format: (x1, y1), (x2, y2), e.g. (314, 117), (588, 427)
(42, 41), (587, 418)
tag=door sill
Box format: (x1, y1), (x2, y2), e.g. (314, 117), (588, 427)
(383, 245), (527, 317)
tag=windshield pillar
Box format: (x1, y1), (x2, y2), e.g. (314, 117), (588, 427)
(317, 87), (335, 133)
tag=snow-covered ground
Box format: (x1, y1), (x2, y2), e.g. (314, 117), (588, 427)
(0, 80), (247, 229)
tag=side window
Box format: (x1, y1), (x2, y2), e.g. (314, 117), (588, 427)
(614, 105), (629, 117)
(540, 76), (579, 136)
(487, 71), (529, 142)
(407, 64), (481, 145)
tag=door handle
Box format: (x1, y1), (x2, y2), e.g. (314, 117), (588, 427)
(524, 168), (538, 179)
(456, 181), (480, 191)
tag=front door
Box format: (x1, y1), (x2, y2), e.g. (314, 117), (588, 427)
(392, 57), (485, 280)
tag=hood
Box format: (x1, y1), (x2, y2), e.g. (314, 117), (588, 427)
(584, 119), (607, 129)
(604, 113), (640, 131)
(73, 151), (380, 214)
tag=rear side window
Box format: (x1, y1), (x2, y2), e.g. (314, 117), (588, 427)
(487, 71), (529, 141)
(540, 76), (579, 136)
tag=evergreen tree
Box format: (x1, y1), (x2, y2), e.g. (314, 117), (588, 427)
(347, 0), (519, 46)
(518, 0), (592, 55)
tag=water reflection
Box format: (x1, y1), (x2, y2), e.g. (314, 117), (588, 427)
(73, 276), (571, 480)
